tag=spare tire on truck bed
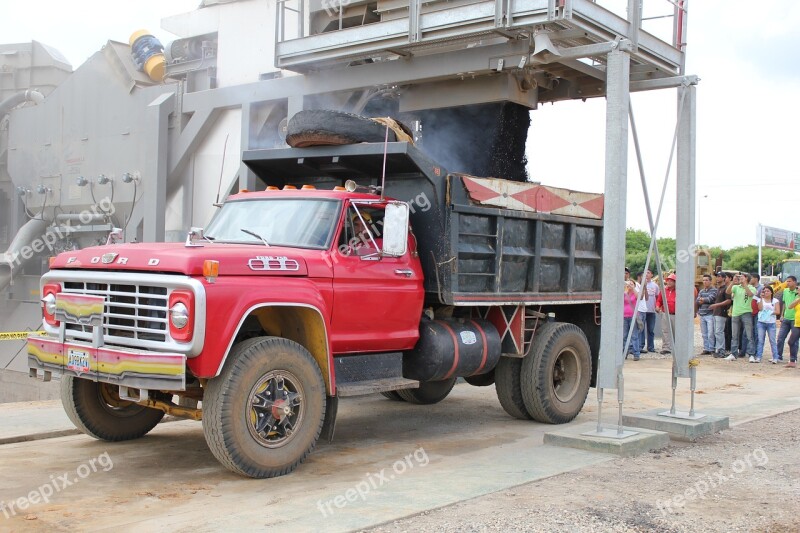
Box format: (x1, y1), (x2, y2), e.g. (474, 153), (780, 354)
(286, 110), (406, 147)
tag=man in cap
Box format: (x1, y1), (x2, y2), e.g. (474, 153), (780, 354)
(656, 273), (678, 354)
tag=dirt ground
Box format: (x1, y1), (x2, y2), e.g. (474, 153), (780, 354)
(365, 324), (800, 533)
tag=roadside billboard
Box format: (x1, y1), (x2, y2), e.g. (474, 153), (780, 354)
(763, 225), (800, 252)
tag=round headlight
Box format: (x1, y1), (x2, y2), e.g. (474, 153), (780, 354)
(170, 302), (189, 329)
(42, 293), (57, 316)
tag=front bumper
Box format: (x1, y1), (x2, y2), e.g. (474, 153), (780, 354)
(28, 334), (186, 391)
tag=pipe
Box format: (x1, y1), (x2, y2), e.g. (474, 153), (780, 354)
(0, 219), (49, 291)
(54, 213), (107, 224)
(0, 90), (45, 116)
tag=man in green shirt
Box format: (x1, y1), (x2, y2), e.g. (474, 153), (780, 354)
(776, 275), (798, 361)
(725, 273), (756, 359)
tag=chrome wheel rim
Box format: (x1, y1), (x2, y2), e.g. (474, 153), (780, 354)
(247, 370), (304, 448)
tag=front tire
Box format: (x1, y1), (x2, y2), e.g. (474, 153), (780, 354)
(202, 337), (326, 478)
(60, 375), (165, 441)
(520, 323), (592, 424)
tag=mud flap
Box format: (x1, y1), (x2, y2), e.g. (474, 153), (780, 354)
(319, 395), (339, 443)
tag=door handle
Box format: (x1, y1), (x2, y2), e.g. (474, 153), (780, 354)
(395, 269), (413, 278)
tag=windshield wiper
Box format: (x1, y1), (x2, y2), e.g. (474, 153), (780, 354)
(240, 228), (271, 247)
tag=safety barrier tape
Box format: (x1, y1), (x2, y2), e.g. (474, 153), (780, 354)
(0, 332), (45, 341)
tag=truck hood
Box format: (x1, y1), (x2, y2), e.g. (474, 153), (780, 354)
(50, 242), (334, 277)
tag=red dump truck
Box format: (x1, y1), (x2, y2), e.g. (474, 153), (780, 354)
(28, 140), (604, 478)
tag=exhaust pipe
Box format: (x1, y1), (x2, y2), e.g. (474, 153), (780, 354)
(0, 90), (44, 117)
(1, 90), (48, 291)
(0, 219), (49, 291)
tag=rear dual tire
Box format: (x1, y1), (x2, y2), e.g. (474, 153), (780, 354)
(495, 322), (591, 423)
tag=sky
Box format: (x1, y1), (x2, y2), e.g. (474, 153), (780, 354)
(1, 0), (799, 250)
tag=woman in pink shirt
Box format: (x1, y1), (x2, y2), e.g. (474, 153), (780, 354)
(624, 280), (641, 360)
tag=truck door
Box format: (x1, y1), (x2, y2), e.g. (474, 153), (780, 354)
(330, 202), (424, 353)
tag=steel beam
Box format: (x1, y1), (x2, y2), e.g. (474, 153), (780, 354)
(240, 102), (258, 191)
(143, 93), (174, 243)
(169, 105), (223, 178)
(630, 74), (698, 92)
(558, 58), (606, 81)
(183, 40), (531, 112)
(597, 48), (630, 390)
(409, 0), (422, 43)
(399, 74), (538, 112)
(530, 40), (624, 65)
(674, 84), (696, 378)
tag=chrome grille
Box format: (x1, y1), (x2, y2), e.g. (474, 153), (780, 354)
(63, 281), (169, 342)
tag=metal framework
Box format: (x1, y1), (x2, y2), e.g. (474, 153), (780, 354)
(2, 0), (699, 410)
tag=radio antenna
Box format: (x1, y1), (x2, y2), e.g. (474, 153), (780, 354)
(215, 134), (230, 206)
(380, 121), (389, 201)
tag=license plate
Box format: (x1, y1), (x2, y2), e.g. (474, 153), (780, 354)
(67, 348), (91, 373)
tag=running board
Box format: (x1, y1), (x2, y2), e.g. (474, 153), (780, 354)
(337, 377), (419, 397)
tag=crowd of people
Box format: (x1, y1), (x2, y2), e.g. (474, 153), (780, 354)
(622, 268), (800, 365)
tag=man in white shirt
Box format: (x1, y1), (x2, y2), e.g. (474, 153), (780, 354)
(642, 270), (659, 353)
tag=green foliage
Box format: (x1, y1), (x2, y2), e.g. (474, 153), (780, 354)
(624, 229), (797, 276)
(727, 247), (795, 275)
(624, 228), (679, 275)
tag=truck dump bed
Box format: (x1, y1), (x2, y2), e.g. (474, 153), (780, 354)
(243, 142), (603, 306)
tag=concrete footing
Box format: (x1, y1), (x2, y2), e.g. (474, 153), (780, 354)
(544, 422), (669, 457)
(0, 370), (60, 404)
(622, 408), (730, 442)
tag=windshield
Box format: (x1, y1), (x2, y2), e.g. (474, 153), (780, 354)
(205, 198), (340, 249)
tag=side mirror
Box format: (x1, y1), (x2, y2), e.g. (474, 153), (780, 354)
(185, 227), (205, 248)
(106, 228), (123, 246)
(382, 202), (409, 257)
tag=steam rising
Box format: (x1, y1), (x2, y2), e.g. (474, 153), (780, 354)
(412, 102), (531, 182)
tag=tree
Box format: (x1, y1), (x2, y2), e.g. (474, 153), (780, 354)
(624, 228), (679, 275)
(727, 246), (795, 275)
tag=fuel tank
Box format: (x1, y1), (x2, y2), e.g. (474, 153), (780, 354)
(403, 319), (501, 382)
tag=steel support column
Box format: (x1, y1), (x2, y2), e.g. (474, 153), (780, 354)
(674, 83), (696, 378)
(143, 93), (174, 243)
(240, 102), (257, 191)
(597, 47), (630, 390)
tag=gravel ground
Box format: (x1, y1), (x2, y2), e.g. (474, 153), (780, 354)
(365, 408), (800, 533)
(364, 321), (800, 533)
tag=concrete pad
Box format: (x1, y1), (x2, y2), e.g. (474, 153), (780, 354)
(0, 398), (79, 445)
(544, 421), (669, 457)
(622, 408), (729, 442)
